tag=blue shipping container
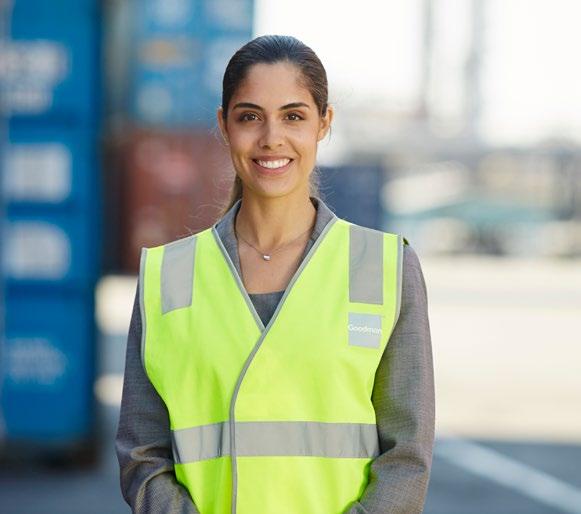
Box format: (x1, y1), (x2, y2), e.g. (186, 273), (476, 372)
(0, 0), (102, 462)
(5, 121), (99, 210)
(128, 0), (253, 127)
(3, 0), (101, 124)
(2, 211), (100, 288)
(1, 287), (96, 441)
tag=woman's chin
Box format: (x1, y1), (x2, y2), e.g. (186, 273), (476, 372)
(246, 179), (305, 200)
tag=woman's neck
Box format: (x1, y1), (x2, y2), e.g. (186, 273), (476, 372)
(235, 190), (317, 250)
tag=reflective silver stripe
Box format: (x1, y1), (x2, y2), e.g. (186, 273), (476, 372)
(349, 224), (383, 304)
(161, 236), (196, 314)
(171, 420), (379, 464)
(172, 421), (230, 463)
(235, 421), (379, 458)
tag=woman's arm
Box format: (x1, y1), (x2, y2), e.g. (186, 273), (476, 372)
(115, 283), (200, 514)
(347, 244), (436, 514)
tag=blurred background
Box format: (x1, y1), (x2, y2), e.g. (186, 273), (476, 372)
(1, 0), (580, 513)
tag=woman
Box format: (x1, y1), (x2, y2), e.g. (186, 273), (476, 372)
(116, 35), (435, 514)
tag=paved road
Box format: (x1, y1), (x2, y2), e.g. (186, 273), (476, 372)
(1, 257), (580, 514)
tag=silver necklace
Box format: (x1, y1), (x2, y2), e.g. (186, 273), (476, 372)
(235, 223), (314, 261)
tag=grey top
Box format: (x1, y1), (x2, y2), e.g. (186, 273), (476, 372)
(115, 196), (435, 514)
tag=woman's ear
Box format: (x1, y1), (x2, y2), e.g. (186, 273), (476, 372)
(216, 107), (229, 145)
(317, 104), (334, 141)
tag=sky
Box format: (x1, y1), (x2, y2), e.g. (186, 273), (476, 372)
(255, 0), (581, 147)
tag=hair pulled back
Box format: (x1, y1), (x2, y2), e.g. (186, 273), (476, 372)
(219, 35), (330, 214)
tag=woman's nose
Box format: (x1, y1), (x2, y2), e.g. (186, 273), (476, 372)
(258, 120), (284, 148)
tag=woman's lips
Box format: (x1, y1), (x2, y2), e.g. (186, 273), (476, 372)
(252, 159), (293, 175)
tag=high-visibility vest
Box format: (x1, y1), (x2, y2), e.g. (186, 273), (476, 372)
(139, 215), (403, 514)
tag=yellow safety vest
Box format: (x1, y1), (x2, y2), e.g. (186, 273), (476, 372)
(139, 215), (403, 514)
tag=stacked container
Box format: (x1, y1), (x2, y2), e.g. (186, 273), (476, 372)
(107, 0), (254, 272)
(115, 128), (233, 271)
(0, 0), (102, 462)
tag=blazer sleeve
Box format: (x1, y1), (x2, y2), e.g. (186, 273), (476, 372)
(346, 243), (436, 514)
(115, 282), (201, 514)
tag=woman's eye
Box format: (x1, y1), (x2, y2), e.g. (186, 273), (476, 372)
(239, 112), (258, 122)
(238, 112), (303, 122)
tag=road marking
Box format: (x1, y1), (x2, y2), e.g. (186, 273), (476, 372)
(436, 437), (581, 514)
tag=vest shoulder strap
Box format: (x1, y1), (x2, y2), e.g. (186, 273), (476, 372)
(340, 221), (402, 304)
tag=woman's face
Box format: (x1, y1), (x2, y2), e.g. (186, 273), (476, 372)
(217, 61), (333, 200)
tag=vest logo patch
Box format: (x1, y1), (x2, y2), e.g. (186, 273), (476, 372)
(348, 312), (382, 348)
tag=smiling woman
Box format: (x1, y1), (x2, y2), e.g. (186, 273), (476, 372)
(217, 73), (329, 198)
(116, 34), (435, 514)
(217, 37), (332, 214)
(216, 59), (329, 251)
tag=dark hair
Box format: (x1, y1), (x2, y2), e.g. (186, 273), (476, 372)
(218, 35), (330, 215)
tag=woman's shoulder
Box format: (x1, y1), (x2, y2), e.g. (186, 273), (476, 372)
(400, 241), (428, 299)
(398, 235), (423, 269)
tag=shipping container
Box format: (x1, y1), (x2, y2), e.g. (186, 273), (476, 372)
(127, 0), (253, 127)
(5, 121), (100, 210)
(3, 213), (100, 288)
(0, 0), (102, 465)
(1, 286), (98, 462)
(114, 128), (233, 271)
(3, 0), (101, 124)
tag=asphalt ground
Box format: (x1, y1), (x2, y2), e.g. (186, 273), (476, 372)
(1, 256), (580, 514)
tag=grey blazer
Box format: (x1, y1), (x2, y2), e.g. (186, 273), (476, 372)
(115, 196), (435, 513)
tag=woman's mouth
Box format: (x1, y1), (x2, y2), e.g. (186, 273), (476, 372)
(252, 158), (293, 175)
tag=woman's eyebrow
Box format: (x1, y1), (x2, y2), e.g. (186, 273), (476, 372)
(232, 102), (310, 111)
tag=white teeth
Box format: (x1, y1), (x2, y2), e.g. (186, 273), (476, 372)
(256, 158), (291, 169)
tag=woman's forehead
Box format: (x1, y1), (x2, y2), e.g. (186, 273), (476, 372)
(232, 62), (313, 106)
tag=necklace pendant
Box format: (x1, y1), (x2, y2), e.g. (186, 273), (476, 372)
(262, 254), (271, 261)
